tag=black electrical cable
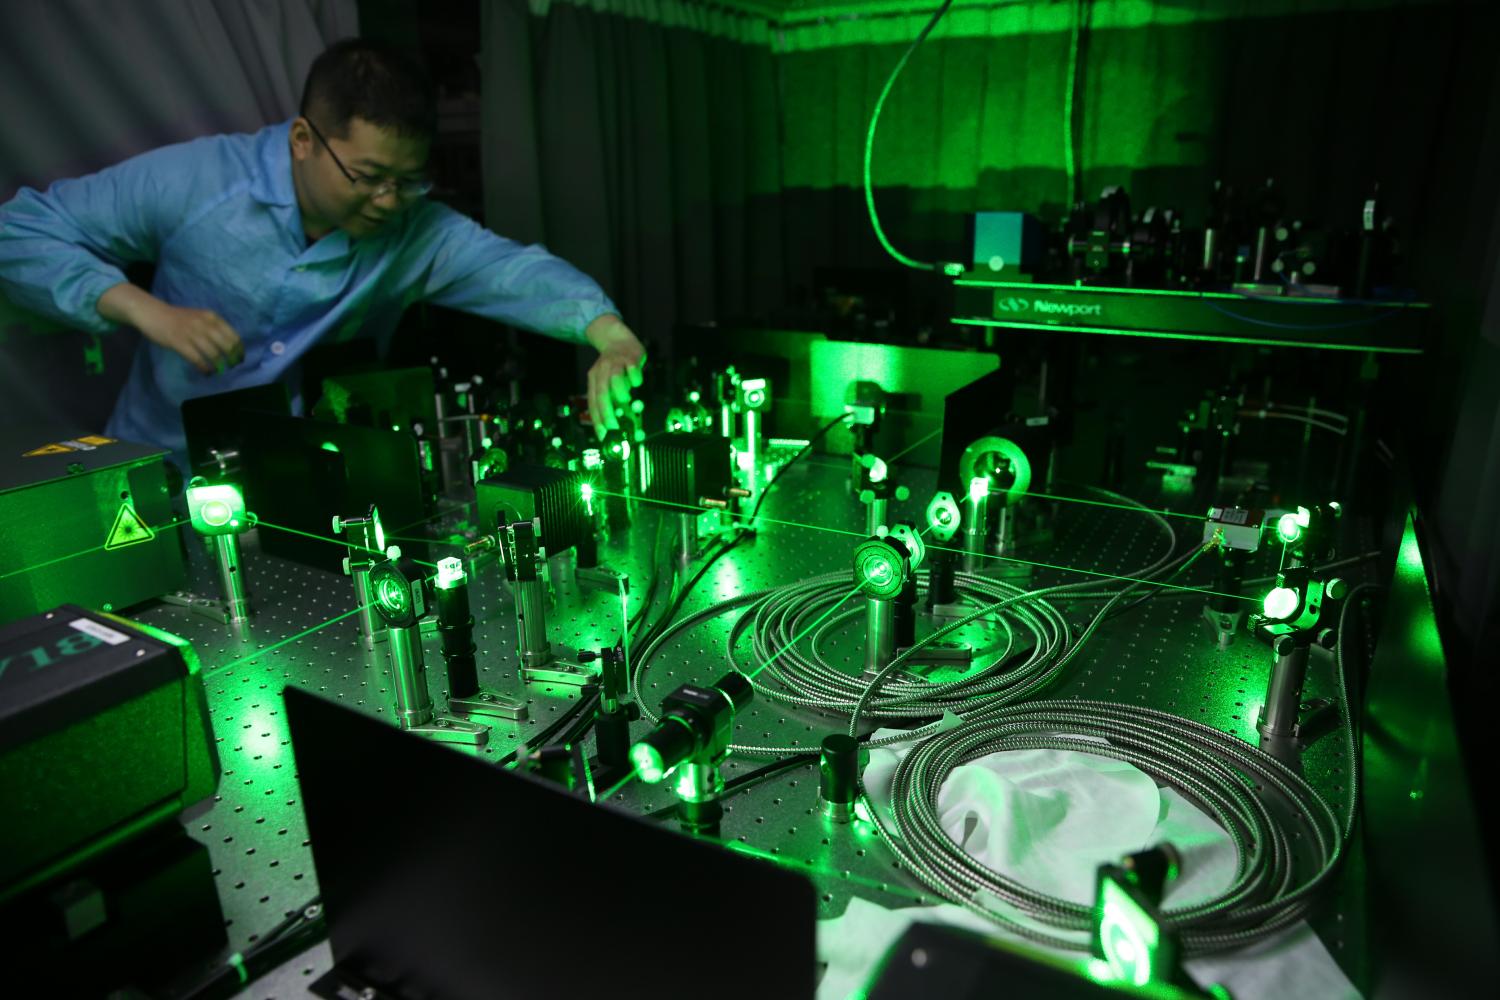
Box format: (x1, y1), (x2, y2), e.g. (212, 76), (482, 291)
(178, 897), (325, 999)
(513, 505), (738, 783)
(747, 413), (852, 525)
(1098, 542), (1211, 622)
(496, 686), (601, 768)
(640, 735), (882, 822)
(627, 514), (673, 635)
(639, 531), (746, 646)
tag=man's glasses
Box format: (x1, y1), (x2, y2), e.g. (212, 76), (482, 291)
(305, 118), (434, 200)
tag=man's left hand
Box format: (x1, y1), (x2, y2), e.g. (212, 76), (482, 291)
(584, 314), (646, 439)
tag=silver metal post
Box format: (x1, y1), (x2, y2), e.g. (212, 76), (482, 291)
(963, 492), (990, 573)
(866, 496), (890, 538)
(385, 623), (487, 744)
(864, 597), (895, 675)
(212, 534), (250, 624)
(1258, 642), (1310, 740)
(387, 624), (434, 729)
(744, 409), (760, 495)
(514, 578), (553, 671)
(677, 511), (698, 567)
(994, 505), (1013, 559)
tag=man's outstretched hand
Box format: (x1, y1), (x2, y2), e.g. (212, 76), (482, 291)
(98, 282), (244, 375)
(584, 313), (645, 439)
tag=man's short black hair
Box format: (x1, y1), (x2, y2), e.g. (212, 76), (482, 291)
(300, 38), (437, 141)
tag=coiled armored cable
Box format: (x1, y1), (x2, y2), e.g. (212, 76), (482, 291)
(869, 699), (1346, 954)
(630, 489), (1185, 756)
(859, 543), (1370, 954)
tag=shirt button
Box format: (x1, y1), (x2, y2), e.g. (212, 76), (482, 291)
(270, 341), (286, 355)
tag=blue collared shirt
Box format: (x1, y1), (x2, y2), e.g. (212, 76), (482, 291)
(0, 120), (617, 458)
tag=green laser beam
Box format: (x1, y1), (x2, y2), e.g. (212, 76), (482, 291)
(1001, 488), (1205, 521)
(206, 601), (372, 677)
(254, 518), (441, 570)
(0, 516), (191, 581)
(745, 582), (867, 681)
(389, 500), (477, 536)
(759, 395), (943, 421)
(383, 533), (466, 547)
(926, 539), (1256, 603)
(712, 831), (931, 905)
(952, 317), (1422, 355)
(885, 425), (944, 464)
(593, 487), (1252, 603)
(596, 767), (639, 801)
(590, 488), (865, 540)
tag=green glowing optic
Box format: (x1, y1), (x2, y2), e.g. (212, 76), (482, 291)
(435, 557), (465, 590)
(853, 538), (907, 600)
(1263, 586), (1300, 619)
(201, 500), (232, 527)
(688, 390), (701, 403)
(630, 742), (666, 784)
(863, 557), (895, 589)
(1099, 877), (1160, 987)
(968, 476), (991, 501)
(186, 480), (246, 536)
(580, 482), (594, 504)
(374, 576), (409, 615)
(319, 441), (341, 453)
(1276, 512), (1303, 543)
(372, 509), (386, 554)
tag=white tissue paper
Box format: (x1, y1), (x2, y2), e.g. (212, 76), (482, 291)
(815, 738), (1360, 1000)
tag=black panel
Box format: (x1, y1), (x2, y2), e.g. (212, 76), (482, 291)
(285, 687), (816, 1000)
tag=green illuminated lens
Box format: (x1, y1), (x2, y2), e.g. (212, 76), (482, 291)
(968, 476), (991, 501)
(862, 556), (896, 589)
(187, 482), (246, 534)
(1276, 512), (1303, 542)
(201, 500), (232, 527)
(1263, 586), (1299, 619)
(375, 576), (409, 615)
(1100, 878), (1159, 987)
(630, 742), (666, 783)
(580, 482), (594, 503)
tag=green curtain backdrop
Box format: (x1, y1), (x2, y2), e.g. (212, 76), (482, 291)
(481, 0), (784, 343)
(775, 1), (1474, 278)
(479, 0), (1480, 326)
